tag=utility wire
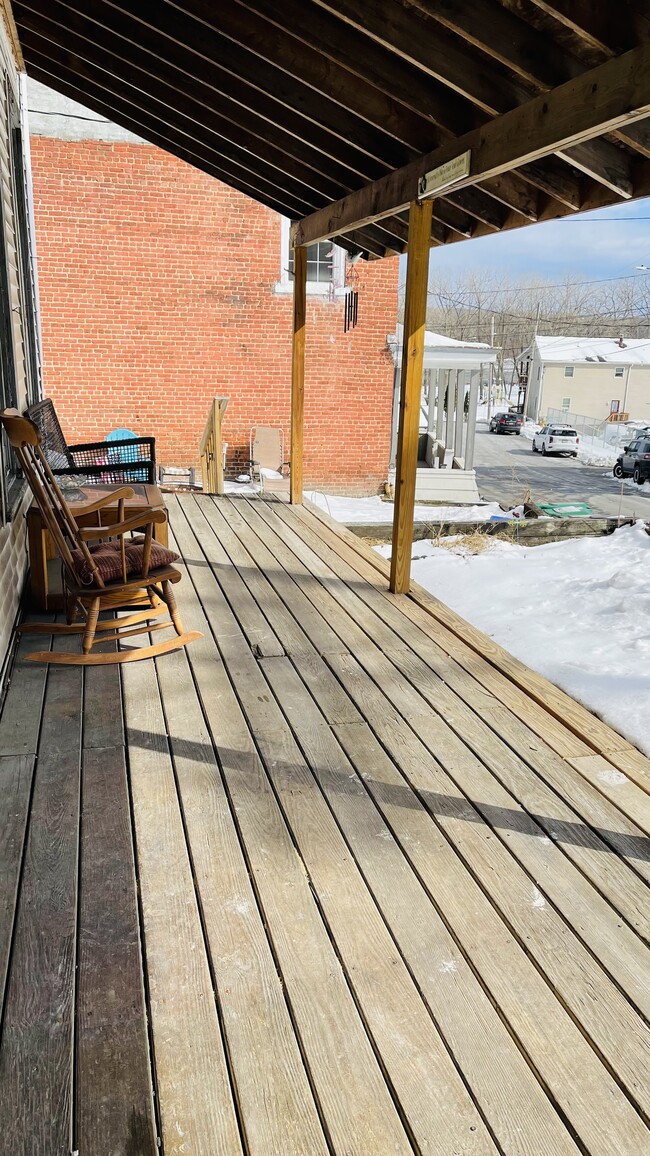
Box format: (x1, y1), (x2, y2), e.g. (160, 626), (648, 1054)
(424, 270), (650, 298)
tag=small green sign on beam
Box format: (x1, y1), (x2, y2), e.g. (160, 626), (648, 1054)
(418, 149), (471, 199)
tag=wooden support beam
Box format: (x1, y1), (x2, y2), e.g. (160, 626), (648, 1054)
(17, 17), (354, 205)
(233, 0), (476, 139)
(290, 246), (307, 505)
(527, 1), (650, 56)
(293, 42), (650, 245)
(312, 0), (634, 197)
(22, 40), (337, 212)
(43, 0), (408, 170)
(390, 199), (432, 594)
(15, 0), (390, 185)
(26, 60), (315, 220)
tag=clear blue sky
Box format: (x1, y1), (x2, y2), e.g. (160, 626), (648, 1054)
(416, 196), (650, 284)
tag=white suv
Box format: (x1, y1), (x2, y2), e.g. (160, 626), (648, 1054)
(532, 424), (579, 457)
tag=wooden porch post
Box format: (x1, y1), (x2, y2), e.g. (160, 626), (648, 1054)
(390, 198), (432, 593)
(290, 244), (307, 504)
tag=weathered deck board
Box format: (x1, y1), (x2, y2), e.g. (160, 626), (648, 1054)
(75, 656), (156, 1155)
(216, 497), (650, 1134)
(261, 656), (581, 1156)
(1, 492), (648, 1156)
(0, 643), (82, 1155)
(121, 653), (243, 1156)
(0, 754), (35, 1010)
(272, 499), (650, 915)
(277, 505), (650, 943)
(151, 582), (332, 1156)
(168, 501), (438, 1156)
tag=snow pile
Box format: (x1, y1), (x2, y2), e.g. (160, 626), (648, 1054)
(305, 491), (505, 524)
(376, 523), (650, 756)
(602, 470), (650, 494)
(575, 436), (618, 467)
(224, 478), (259, 495)
(521, 419), (540, 441)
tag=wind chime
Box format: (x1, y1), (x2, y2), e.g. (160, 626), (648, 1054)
(343, 288), (359, 332)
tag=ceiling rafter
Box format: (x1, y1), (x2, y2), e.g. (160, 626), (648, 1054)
(15, 0), (384, 189)
(21, 32), (355, 208)
(413, 0), (650, 161)
(20, 0), (541, 232)
(14, 0), (650, 262)
(161, 0), (541, 225)
(293, 42), (650, 246)
(44, 0), (411, 169)
(28, 58), (395, 258)
(233, 0), (542, 223)
(17, 0), (520, 241)
(310, 0), (636, 197)
(524, 0), (650, 55)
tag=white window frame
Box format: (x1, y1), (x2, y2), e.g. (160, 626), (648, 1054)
(564, 365), (574, 377)
(275, 216), (347, 297)
(561, 397), (571, 409)
(614, 366), (624, 378)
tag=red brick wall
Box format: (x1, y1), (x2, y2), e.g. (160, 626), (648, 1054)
(29, 137), (399, 493)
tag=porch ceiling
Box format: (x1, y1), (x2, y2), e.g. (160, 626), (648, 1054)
(12, 0), (650, 258)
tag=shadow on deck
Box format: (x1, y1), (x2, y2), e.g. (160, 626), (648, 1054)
(1, 494), (649, 1155)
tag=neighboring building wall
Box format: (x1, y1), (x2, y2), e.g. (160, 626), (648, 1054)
(0, 18), (39, 681)
(28, 86), (399, 493)
(537, 364), (650, 424)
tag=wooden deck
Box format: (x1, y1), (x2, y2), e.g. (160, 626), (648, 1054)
(1, 493), (649, 1156)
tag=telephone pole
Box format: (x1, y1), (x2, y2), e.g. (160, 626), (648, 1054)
(486, 314), (495, 421)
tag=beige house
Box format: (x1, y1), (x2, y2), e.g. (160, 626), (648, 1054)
(524, 336), (650, 425)
(0, 6), (41, 685)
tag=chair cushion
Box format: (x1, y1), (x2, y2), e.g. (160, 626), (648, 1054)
(72, 535), (179, 585)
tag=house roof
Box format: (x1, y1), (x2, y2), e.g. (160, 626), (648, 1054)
(534, 336), (650, 366)
(392, 326), (497, 370)
(12, 2), (650, 259)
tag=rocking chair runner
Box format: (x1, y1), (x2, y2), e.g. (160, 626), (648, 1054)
(0, 409), (201, 665)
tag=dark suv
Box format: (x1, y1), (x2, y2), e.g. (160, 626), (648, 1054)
(613, 438), (650, 484)
(489, 411), (523, 435)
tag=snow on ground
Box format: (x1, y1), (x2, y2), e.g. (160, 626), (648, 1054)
(224, 478), (260, 495)
(376, 523), (650, 756)
(304, 491), (506, 523)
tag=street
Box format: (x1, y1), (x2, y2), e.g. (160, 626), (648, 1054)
(473, 422), (650, 519)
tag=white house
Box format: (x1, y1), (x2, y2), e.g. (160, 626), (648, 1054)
(0, 8), (41, 687)
(388, 328), (498, 503)
(524, 335), (650, 425)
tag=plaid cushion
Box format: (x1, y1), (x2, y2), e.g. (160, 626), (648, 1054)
(71, 535), (179, 585)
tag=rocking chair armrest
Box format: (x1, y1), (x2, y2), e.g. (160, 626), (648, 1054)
(71, 486), (135, 516)
(77, 508), (168, 541)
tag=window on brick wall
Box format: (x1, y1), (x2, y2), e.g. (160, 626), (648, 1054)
(276, 216), (346, 296)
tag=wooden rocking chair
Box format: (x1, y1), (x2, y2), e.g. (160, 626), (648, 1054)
(0, 409), (201, 665)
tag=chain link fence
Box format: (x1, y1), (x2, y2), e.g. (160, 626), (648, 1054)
(545, 408), (648, 450)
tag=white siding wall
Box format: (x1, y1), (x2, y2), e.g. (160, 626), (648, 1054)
(0, 16), (33, 683)
(539, 363), (650, 424)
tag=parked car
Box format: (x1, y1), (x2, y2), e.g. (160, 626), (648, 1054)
(532, 425), (579, 457)
(489, 411), (523, 434)
(613, 437), (650, 484)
